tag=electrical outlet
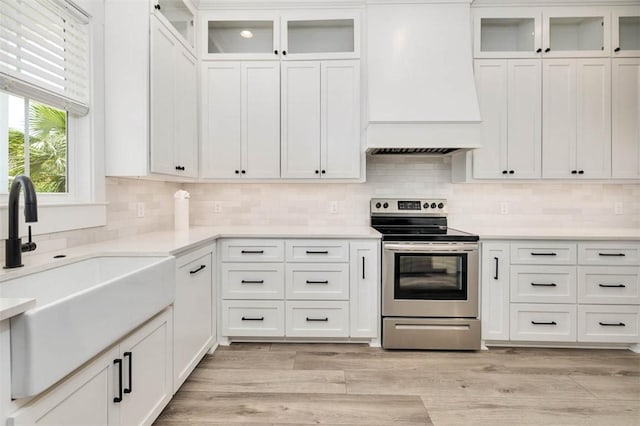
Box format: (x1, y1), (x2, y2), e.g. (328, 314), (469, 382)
(213, 202), (222, 213)
(614, 202), (624, 215)
(500, 202), (509, 215)
(136, 202), (145, 218)
(329, 201), (338, 214)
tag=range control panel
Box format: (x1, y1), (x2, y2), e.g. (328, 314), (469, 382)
(370, 198), (447, 216)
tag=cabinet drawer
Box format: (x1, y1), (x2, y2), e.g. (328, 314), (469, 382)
(221, 263), (285, 300)
(577, 266), (640, 304)
(221, 300), (285, 337)
(286, 240), (349, 262)
(510, 304), (577, 342)
(510, 243), (576, 265)
(578, 305), (640, 343)
(578, 243), (640, 266)
(510, 265), (576, 303)
(285, 263), (349, 300)
(220, 239), (284, 262)
(285, 301), (349, 337)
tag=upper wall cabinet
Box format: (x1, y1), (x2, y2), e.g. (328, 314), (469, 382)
(155, 0), (196, 52)
(474, 8), (542, 58)
(543, 8), (610, 58)
(612, 6), (640, 57)
(612, 58), (640, 179)
(200, 11), (360, 60)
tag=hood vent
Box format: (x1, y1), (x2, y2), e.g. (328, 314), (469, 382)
(366, 1), (481, 154)
(368, 148), (459, 156)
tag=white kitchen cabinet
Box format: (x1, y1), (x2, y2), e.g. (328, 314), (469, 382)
(281, 60), (360, 179)
(221, 300), (286, 337)
(481, 243), (510, 341)
(173, 245), (215, 393)
(154, 0), (196, 51)
(510, 265), (577, 304)
(473, 8), (542, 59)
(473, 59), (541, 179)
(578, 305), (640, 343)
(349, 241), (380, 339)
(201, 62), (280, 179)
(542, 58), (611, 179)
(510, 304), (578, 342)
(105, 4), (197, 179)
(285, 301), (350, 337)
(612, 58), (640, 179)
(542, 7), (610, 58)
(612, 7), (640, 57)
(8, 309), (173, 426)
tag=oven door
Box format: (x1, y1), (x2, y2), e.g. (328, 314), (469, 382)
(382, 242), (479, 318)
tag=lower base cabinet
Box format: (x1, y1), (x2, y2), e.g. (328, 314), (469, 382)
(9, 308), (173, 426)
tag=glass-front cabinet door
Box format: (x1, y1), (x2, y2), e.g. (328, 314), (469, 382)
(542, 8), (610, 57)
(612, 7), (640, 57)
(154, 0), (196, 52)
(473, 8), (542, 58)
(201, 12), (280, 60)
(281, 12), (360, 60)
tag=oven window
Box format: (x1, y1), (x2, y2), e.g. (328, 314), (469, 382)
(394, 253), (467, 300)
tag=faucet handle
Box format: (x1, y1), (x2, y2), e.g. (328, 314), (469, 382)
(21, 225), (37, 252)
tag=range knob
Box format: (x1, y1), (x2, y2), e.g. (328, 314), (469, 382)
(375, 202), (381, 209)
(438, 202), (444, 209)
(430, 203), (437, 209)
(383, 202), (389, 209)
(423, 202), (429, 209)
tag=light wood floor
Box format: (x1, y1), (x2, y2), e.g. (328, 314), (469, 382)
(155, 343), (640, 425)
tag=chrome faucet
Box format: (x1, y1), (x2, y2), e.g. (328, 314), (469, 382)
(4, 175), (38, 269)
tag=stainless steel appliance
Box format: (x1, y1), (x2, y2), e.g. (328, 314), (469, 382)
(371, 198), (481, 350)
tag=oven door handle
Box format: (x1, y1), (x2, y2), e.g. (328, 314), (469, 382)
(383, 243), (477, 252)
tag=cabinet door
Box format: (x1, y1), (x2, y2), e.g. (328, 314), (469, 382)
(201, 62), (242, 178)
(473, 60), (508, 179)
(612, 58), (640, 179)
(507, 60), (541, 179)
(202, 13), (280, 60)
(321, 60), (360, 178)
(154, 0), (196, 52)
(542, 59), (577, 178)
(612, 7), (640, 57)
(242, 62), (281, 178)
(542, 8), (610, 58)
(473, 8), (542, 59)
(119, 310), (173, 426)
(281, 61), (321, 178)
(150, 17), (177, 176)
(576, 59), (611, 179)
(350, 241), (380, 338)
(174, 47), (198, 178)
(174, 251), (213, 392)
(481, 243), (510, 341)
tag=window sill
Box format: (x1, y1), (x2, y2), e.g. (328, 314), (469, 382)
(0, 203), (107, 239)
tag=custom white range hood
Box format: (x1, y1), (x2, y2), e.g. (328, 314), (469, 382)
(366, 0), (482, 155)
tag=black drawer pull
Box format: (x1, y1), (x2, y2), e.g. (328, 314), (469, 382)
(123, 351), (132, 394)
(531, 321), (557, 325)
(241, 316), (264, 321)
(306, 280), (329, 284)
(306, 317), (329, 322)
(598, 284), (626, 288)
(598, 253), (626, 257)
(599, 322), (626, 327)
(113, 359), (123, 403)
(531, 283), (557, 287)
(530, 252), (557, 256)
(362, 256), (366, 279)
(494, 257), (499, 280)
(189, 265), (206, 275)
(306, 250), (329, 254)
(241, 280), (264, 284)
(241, 250), (264, 254)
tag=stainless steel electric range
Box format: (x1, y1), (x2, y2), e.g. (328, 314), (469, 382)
(371, 198), (481, 350)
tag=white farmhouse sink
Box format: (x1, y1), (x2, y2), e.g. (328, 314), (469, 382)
(1, 255), (175, 398)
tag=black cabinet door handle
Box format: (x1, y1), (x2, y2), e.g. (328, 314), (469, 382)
(598, 283), (626, 288)
(321, 170), (326, 174)
(493, 257), (499, 280)
(599, 322), (625, 327)
(306, 250), (329, 254)
(306, 280), (329, 284)
(531, 321), (557, 325)
(614, 47), (621, 52)
(175, 165), (185, 171)
(362, 256), (366, 279)
(113, 359), (123, 403)
(241, 316), (264, 321)
(189, 265), (206, 275)
(544, 47), (550, 53)
(315, 170), (320, 174)
(536, 48), (542, 53)
(578, 170), (584, 175)
(306, 317), (328, 322)
(530, 252), (557, 256)
(241, 279), (264, 284)
(241, 250), (264, 254)
(509, 170), (514, 174)
(123, 351), (132, 394)
(598, 253), (625, 257)
(531, 283), (557, 287)
(274, 49), (278, 55)
(282, 50), (287, 55)
(241, 170), (246, 174)
(235, 170), (240, 174)
(502, 170), (508, 174)
(571, 170), (577, 174)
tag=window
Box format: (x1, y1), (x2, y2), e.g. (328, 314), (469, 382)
(2, 92), (68, 193)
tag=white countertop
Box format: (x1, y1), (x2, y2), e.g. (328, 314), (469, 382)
(473, 227), (640, 241)
(0, 298), (36, 321)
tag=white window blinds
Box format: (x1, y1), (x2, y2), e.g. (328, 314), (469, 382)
(0, 0), (90, 115)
